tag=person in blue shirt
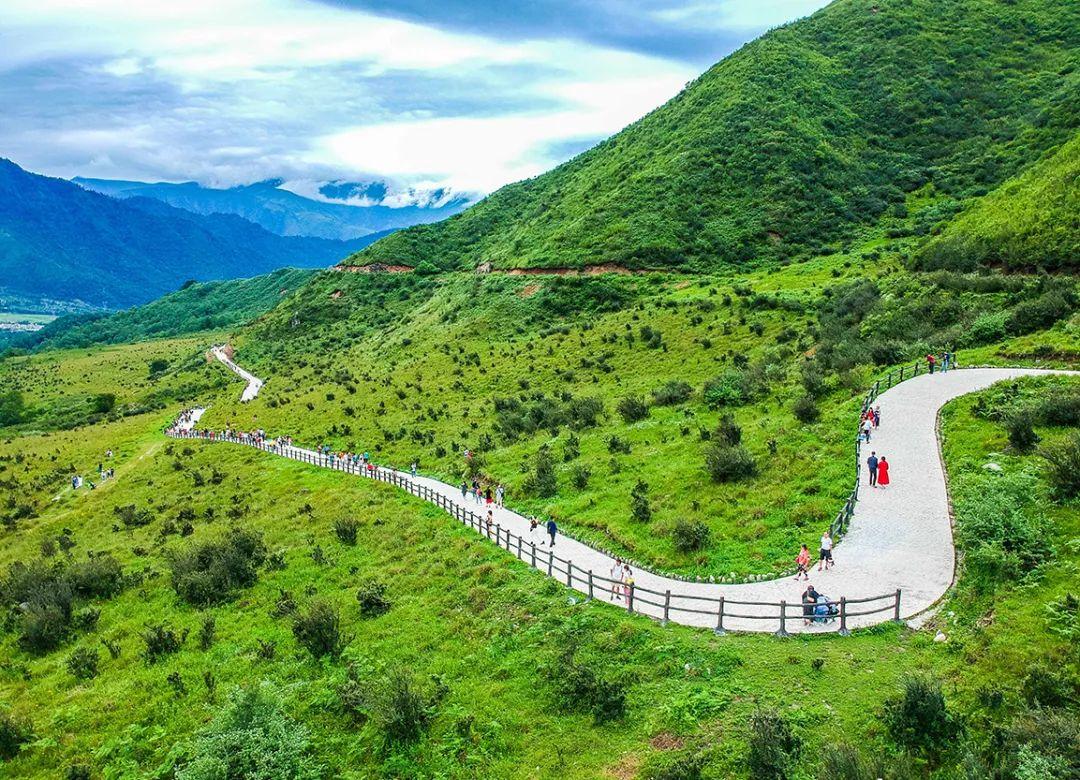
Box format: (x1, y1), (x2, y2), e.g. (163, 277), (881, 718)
(867, 451), (879, 487)
(546, 518), (557, 546)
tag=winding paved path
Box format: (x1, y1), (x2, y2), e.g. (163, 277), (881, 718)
(210, 345), (263, 401)
(191, 362), (1075, 633)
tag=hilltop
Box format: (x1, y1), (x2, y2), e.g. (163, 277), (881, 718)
(355, 0), (1078, 272)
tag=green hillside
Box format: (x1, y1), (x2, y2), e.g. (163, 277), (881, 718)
(355, 0), (1079, 272)
(9, 268), (316, 353)
(914, 133), (1080, 271)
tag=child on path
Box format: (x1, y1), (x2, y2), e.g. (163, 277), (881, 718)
(622, 565), (634, 601)
(795, 544), (811, 580)
(867, 452), (878, 487)
(546, 518), (558, 546)
(818, 531), (834, 571)
(877, 456), (890, 487)
(609, 558), (624, 601)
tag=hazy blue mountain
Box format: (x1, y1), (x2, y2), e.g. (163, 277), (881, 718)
(0, 159), (382, 309)
(73, 176), (472, 240)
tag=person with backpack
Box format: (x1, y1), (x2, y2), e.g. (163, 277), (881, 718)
(795, 544), (811, 580)
(926, 354), (937, 374)
(496, 484), (505, 507)
(867, 451), (878, 487)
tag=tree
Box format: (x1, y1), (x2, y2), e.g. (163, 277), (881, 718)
(630, 479), (652, 523)
(526, 444), (558, 497)
(0, 391), (25, 427)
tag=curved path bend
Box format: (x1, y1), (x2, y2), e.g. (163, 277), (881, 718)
(192, 364), (1075, 633)
(210, 345), (263, 402)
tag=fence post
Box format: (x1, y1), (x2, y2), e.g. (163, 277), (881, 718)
(566, 561), (573, 587)
(838, 597), (849, 636)
(517, 535), (522, 558)
(775, 601), (789, 638)
(627, 583), (635, 614)
(531, 542), (537, 568)
(715, 597), (726, 635)
(662, 590), (671, 626)
(894, 589), (902, 623)
(547, 549), (553, 576)
(494, 524), (501, 546)
(587, 570), (594, 600)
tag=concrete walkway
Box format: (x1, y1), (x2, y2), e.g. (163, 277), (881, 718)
(193, 365), (1076, 633)
(211, 346), (263, 402)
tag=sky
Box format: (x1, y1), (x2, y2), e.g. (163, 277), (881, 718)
(0, 0), (827, 197)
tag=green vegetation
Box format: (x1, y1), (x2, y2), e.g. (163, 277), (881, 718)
(9, 268), (315, 353)
(356, 0), (1078, 272)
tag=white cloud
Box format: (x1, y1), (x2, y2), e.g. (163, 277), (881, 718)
(654, 0), (827, 31)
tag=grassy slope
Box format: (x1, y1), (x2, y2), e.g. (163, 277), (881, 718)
(0, 360), (1076, 778)
(355, 0), (1078, 272)
(10, 268), (316, 353)
(914, 133), (1080, 271)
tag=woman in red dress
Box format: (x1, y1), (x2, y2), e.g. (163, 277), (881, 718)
(877, 456), (890, 487)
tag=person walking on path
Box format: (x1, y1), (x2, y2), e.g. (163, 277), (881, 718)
(818, 530), (834, 571)
(622, 564), (635, 602)
(460, 479), (468, 499)
(861, 417), (873, 443)
(926, 354), (937, 374)
(873, 406), (881, 428)
(496, 484), (505, 508)
(877, 456), (890, 487)
(528, 515), (540, 545)
(411, 462), (418, 478)
(941, 351), (951, 373)
(485, 485), (493, 507)
(546, 518), (558, 546)
(795, 544), (811, 580)
(609, 558), (624, 601)
(867, 451), (878, 487)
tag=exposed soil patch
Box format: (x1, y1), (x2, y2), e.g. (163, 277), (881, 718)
(649, 732), (685, 751)
(336, 263), (415, 273)
(330, 290), (343, 299)
(605, 752), (643, 780)
(500, 263), (656, 276)
(518, 283), (542, 298)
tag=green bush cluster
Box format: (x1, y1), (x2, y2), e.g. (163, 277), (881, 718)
(168, 529), (266, 606)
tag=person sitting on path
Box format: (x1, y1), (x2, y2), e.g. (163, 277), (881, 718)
(801, 584), (819, 626)
(546, 518), (558, 546)
(818, 530), (834, 571)
(609, 558), (624, 601)
(795, 544), (811, 580)
(877, 456), (890, 487)
(867, 451), (878, 487)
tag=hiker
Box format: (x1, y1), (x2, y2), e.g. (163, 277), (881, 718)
(873, 406), (881, 428)
(471, 479), (481, 504)
(622, 564), (635, 601)
(486, 510), (494, 533)
(867, 451), (878, 487)
(496, 484), (505, 507)
(926, 353), (936, 374)
(941, 351), (950, 373)
(410, 462), (418, 478)
(528, 515), (540, 545)
(609, 558), (624, 601)
(877, 456), (890, 487)
(861, 417), (873, 443)
(802, 584), (819, 625)
(795, 544), (811, 580)
(460, 479), (468, 498)
(485, 485), (493, 506)
(546, 517), (557, 546)
(818, 530), (834, 571)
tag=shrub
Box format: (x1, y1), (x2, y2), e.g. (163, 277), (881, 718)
(333, 517), (359, 545)
(570, 465), (591, 490)
(168, 528), (266, 606)
(563, 433), (580, 462)
(1021, 663), (1078, 708)
(338, 668), (447, 748)
(292, 600), (346, 658)
(705, 444), (757, 483)
(198, 614), (216, 650)
(67, 553), (124, 599)
(1045, 592), (1080, 640)
(1004, 411), (1040, 453)
(524, 444), (557, 498)
(792, 395), (820, 424)
(747, 708), (801, 780)
(66, 646), (100, 680)
(714, 414), (742, 446)
(142, 623), (186, 663)
(0, 711), (32, 761)
(617, 395), (649, 423)
(652, 380), (692, 406)
(356, 580), (391, 618)
(1037, 390), (1080, 427)
(882, 675), (961, 758)
(799, 364), (826, 398)
(543, 647), (626, 724)
(1007, 289), (1075, 335)
(1041, 433), (1080, 499)
(113, 504), (154, 528)
(672, 519), (711, 552)
(817, 743), (878, 780)
(65, 764), (92, 780)
(630, 479), (652, 523)
(640, 750), (707, 780)
(174, 685), (322, 780)
(703, 370), (750, 408)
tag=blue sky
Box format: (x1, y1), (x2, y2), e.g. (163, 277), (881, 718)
(0, 0), (827, 197)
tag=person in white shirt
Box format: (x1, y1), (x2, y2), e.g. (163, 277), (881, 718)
(818, 530), (834, 571)
(609, 558), (624, 601)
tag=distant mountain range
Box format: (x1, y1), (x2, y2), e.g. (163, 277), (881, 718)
(74, 176), (473, 241)
(0, 159), (388, 309)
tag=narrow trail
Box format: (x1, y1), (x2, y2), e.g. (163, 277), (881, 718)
(210, 346), (263, 401)
(186, 359), (1076, 634)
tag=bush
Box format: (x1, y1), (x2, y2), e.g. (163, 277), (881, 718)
(1041, 433), (1080, 499)
(1038, 390), (1080, 427)
(570, 465), (591, 490)
(705, 443), (757, 483)
(0, 711), (32, 761)
(113, 504), (154, 528)
(703, 370), (751, 408)
(640, 749), (707, 780)
(525, 444), (557, 498)
(817, 743), (880, 780)
(792, 395), (820, 424)
(356, 580), (391, 618)
(1007, 289), (1075, 335)
(174, 685), (322, 780)
(544, 647), (626, 724)
(292, 600), (346, 658)
(168, 528), (266, 606)
(142, 623), (186, 663)
(563, 433), (580, 462)
(882, 675), (961, 758)
(652, 380), (693, 406)
(65, 764), (92, 780)
(1022, 663), (1078, 708)
(747, 708), (801, 780)
(338, 668), (447, 748)
(672, 519), (711, 552)
(630, 479), (652, 523)
(1004, 411), (1040, 453)
(616, 395), (649, 423)
(66, 646), (100, 680)
(198, 614), (216, 650)
(67, 553), (124, 599)
(333, 517), (359, 545)
(20, 602), (71, 653)
(714, 414), (742, 446)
